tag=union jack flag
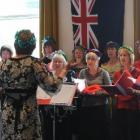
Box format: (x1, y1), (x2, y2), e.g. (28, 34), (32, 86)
(71, 0), (98, 49)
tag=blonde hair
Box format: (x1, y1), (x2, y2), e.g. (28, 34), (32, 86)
(118, 46), (135, 65)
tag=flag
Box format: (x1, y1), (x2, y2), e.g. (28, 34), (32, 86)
(70, 0), (125, 62)
(71, 0), (99, 49)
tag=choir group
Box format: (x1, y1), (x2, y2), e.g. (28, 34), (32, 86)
(0, 29), (140, 140)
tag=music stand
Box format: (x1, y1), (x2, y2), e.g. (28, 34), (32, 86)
(37, 83), (77, 140)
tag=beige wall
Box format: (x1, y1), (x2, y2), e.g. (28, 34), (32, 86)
(58, 0), (134, 59)
(58, 0), (74, 59)
(123, 0), (134, 47)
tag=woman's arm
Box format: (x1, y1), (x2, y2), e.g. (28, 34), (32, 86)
(33, 60), (67, 96)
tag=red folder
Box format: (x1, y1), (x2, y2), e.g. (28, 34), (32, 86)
(101, 70), (136, 95)
(83, 84), (102, 95)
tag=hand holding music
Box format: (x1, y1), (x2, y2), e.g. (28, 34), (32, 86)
(127, 87), (140, 96)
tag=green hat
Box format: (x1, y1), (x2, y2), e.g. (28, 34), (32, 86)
(119, 45), (134, 54)
(53, 50), (68, 61)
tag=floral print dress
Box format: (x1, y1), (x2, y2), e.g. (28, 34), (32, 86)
(0, 56), (62, 140)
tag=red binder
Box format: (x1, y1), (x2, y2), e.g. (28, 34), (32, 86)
(101, 70), (138, 95)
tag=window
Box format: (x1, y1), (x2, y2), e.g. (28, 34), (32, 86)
(0, 0), (39, 57)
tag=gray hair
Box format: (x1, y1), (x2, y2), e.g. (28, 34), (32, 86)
(86, 52), (100, 62)
(52, 53), (67, 66)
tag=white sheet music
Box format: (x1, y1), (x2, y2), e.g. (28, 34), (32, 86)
(73, 78), (86, 92)
(36, 86), (51, 99)
(50, 84), (77, 106)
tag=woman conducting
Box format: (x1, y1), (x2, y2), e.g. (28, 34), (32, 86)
(0, 29), (67, 140)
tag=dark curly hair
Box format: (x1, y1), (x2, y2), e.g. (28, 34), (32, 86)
(106, 41), (119, 49)
(14, 29), (36, 55)
(42, 36), (56, 46)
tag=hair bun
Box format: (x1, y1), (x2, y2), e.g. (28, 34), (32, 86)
(15, 29), (36, 48)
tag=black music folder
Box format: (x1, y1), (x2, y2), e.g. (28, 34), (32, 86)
(101, 85), (123, 95)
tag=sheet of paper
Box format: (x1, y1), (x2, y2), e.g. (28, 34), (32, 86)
(50, 84), (76, 106)
(36, 86), (51, 99)
(73, 78), (86, 92)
